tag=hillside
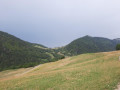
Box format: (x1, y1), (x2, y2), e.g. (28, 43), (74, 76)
(0, 31), (64, 71)
(0, 51), (120, 90)
(1, 31), (120, 71)
(58, 35), (120, 56)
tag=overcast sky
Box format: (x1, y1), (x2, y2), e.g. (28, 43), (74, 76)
(0, 0), (120, 47)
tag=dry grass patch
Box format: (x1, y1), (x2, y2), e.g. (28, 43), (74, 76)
(0, 51), (120, 90)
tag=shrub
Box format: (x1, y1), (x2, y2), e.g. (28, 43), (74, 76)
(116, 44), (120, 50)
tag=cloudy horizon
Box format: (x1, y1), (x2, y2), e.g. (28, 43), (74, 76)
(0, 0), (120, 47)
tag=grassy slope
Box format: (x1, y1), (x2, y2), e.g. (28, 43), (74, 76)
(0, 51), (120, 90)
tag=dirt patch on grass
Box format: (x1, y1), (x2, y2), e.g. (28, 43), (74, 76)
(115, 83), (120, 90)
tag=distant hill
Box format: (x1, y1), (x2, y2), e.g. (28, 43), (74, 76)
(58, 35), (120, 56)
(0, 31), (64, 71)
(1, 31), (120, 71)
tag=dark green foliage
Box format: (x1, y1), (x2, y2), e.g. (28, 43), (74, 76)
(58, 36), (120, 56)
(0, 31), (120, 71)
(0, 31), (64, 71)
(116, 44), (120, 50)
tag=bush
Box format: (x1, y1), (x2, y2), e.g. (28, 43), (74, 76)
(116, 44), (120, 50)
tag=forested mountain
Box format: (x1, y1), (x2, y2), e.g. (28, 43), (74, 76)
(0, 31), (64, 71)
(58, 35), (120, 56)
(0, 31), (120, 71)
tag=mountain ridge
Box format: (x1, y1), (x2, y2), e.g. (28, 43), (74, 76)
(0, 31), (120, 71)
(58, 35), (120, 56)
(0, 31), (64, 71)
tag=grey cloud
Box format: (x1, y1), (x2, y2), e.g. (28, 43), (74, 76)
(0, 0), (120, 47)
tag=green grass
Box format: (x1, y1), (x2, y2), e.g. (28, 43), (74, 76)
(0, 51), (120, 90)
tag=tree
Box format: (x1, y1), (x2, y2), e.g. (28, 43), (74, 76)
(116, 44), (120, 50)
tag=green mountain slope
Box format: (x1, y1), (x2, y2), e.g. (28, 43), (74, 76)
(0, 31), (120, 71)
(58, 35), (120, 56)
(0, 31), (64, 71)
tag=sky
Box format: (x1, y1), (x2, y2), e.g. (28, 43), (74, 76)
(0, 0), (120, 48)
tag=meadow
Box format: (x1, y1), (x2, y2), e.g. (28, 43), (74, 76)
(0, 51), (120, 90)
